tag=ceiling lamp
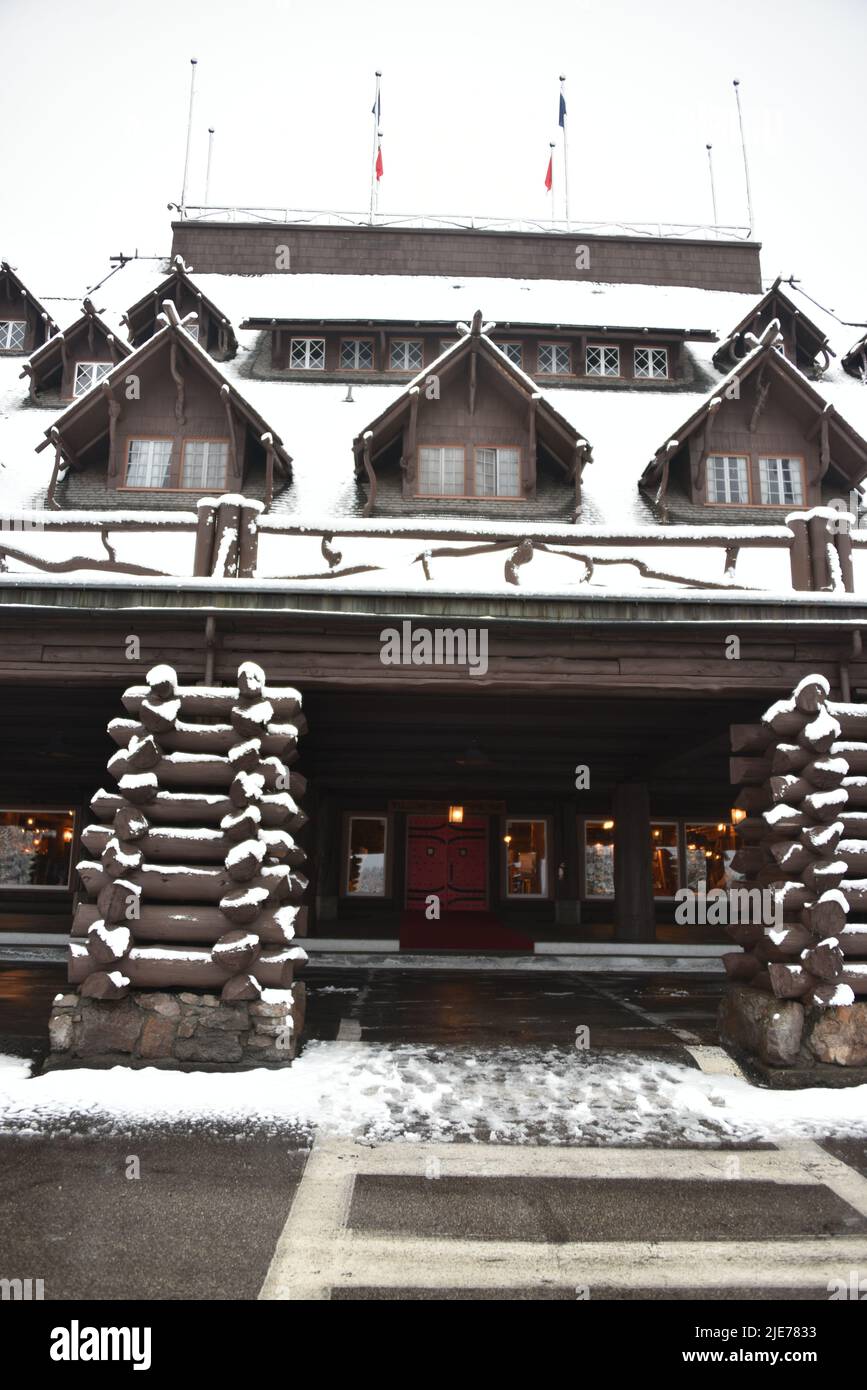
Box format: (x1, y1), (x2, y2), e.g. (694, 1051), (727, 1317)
(448, 805), (464, 824)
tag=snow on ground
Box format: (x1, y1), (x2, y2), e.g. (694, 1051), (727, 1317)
(1, 1044), (866, 1146)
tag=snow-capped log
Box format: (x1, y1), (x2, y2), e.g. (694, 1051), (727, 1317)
(72, 902), (306, 944)
(146, 664), (178, 701)
(722, 951), (762, 981)
(108, 716), (299, 759)
(77, 860), (303, 904)
(768, 961), (867, 999)
(211, 929), (262, 973)
(86, 921), (133, 965)
(139, 697), (181, 734)
(90, 788), (305, 830)
(801, 939), (845, 981)
(81, 822), (303, 867)
(122, 684), (302, 721)
(68, 942), (307, 990)
(79, 970), (130, 1000)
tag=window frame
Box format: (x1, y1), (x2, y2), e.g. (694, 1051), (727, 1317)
(0, 806), (77, 892)
(416, 443), (467, 498)
(704, 453), (751, 506)
(0, 320), (26, 351)
(120, 436), (232, 492)
(341, 811), (390, 898)
(122, 436), (175, 491)
(757, 454), (805, 507)
(180, 438), (230, 491)
(72, 360), (113, 398)
(389, 338), (424, 372)
(633, 345), (670, 380)
(289, 336), (326, 371)
(585, 343), (621, 378)
(580, 816), (616, 900)
(649, 820), (681, 900)
(340, 337), (375, 371)
(537, 341), (572, 376)
(502, 815), (553, 900)
(499, 341), (524, 368)
(473, 445), (522, 499)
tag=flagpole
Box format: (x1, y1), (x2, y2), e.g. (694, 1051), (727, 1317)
(369, 70), (381, 225)
(705, 143), (718, 230)
(559, 75), (570, 231)
(180, 57), (198, 220)
(732, 78), (754, 235)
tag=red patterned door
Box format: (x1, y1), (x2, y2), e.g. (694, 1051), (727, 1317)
(406, 815), (488, 911)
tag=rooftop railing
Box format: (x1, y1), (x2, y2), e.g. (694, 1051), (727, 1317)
(173, 206), (753, 241)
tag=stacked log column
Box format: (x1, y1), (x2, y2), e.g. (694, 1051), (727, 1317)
(54, 660), (309, 1065)
(724, 673), (867, 1066)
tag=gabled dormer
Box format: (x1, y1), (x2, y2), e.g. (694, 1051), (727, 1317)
(713, 277), (832, 377)
(352, 310), (591, 520)
(37, 301), (290, 510)
(122, 256), (237, 360)
(20, 298), (133, 404)
(842, 331), (867, 382)
(641, 321), (867, 521)
(0, 261), (57, 355)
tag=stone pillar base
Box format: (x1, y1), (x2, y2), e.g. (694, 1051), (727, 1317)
(46, 985), (306, 1070)
(719, 985), (867, 1069)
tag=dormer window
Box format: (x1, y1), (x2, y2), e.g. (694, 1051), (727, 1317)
(418, 445), (465, 496)
(0, 321), (25, 351)
(759, 456), (803, 506)
(706, 454), (749, 505)
(390, 339), (423, 371)
(586, 344), (620, 377)
(290, 337), (325, 370)
(73, 361), (112, 398)
(181, 440), (229, 489)
(634, 346), (669, 379)
(125, 438), (173, 488)
(184, 322), (200, 342)
(538, 342), (571, 375)
(340, 338), (374, 370)
(475, 447), (521, 497)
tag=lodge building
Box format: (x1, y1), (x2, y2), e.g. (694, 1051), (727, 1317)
(1, 215), (867, 959)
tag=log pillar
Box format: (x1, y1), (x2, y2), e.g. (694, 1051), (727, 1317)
(613, 781), (655, 942)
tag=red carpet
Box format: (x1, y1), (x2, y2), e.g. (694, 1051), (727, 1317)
(399, 910), (533, 952)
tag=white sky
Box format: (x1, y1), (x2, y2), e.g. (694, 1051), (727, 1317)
(2, 0), (865, 328)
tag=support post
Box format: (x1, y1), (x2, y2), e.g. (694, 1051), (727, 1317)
(613, 782), (655, 943)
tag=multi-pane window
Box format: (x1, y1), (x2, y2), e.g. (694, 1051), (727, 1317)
(0, 809), (76, 888)
(500, 342), (523, 367)
(538, 342), (571, 375)
(181, 440), (229, 490)
(340, 338), (374, 370)
(439, 339), (459, 354)
(634, 346), (669, 379)
(505, 819), (549, 897)
(706, 454), (749, 504)
(417, 445), (465, 496)
(125, 439), (173, 488)
(184, 322), (200, 342)
(474, 447), (521, 498)
(759, 456), (803, 506)
(0, 320), (26, 351)
(289, 337), (326, 370)
(345, 815), (387, 896)
(685, 824), (737, 894)
(73, 361), (112, 397)
(586, 344), (620, 377)
(584, 821), (615, 897)
(390, 339), (423, 371)
(650, 823), (679, 897)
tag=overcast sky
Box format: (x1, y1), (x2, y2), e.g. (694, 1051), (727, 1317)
(2, 0), (865, 325)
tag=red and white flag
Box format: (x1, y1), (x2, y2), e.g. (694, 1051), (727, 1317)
(375, 143), (384, 181)
(544, 153), (553, 192)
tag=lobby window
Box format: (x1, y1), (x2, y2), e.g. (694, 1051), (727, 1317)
(345, 815), (387, 896)
(181, 440), (229, 490)
(759, 456), (804, 506)
(125, 438), (173, 488)
(474, 446), (521, 498)
(650, 822), (679, 897)
(417, 445), (465, 496)
(73, 361), (112, 398)
(289, 337), (326, 370)
(584, 820), (615, 897)
(685, 823), (736, 893)
(340, 338), (374, 371)
(538, 342), (571, 375)
(706, 454), (749, 504)
(0, 809), (75, 888)
(0, 320), (26, 351)
(586, 344), (620, 377)
(505, 819), (548, 897)
(390, 339), (423, 371)
(634, 346), (669, 379)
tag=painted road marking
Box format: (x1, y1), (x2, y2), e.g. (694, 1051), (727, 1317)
(259, 1137), (867, 1300)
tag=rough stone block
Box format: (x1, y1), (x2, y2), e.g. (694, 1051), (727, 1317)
(718, 986), (805, 1067)
(806, 1003), (867, 1067)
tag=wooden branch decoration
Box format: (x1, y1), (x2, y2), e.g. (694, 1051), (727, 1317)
(362, 432), (377, 517)
(505, 538), (533, 586)
(169, 339), (185, 424)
